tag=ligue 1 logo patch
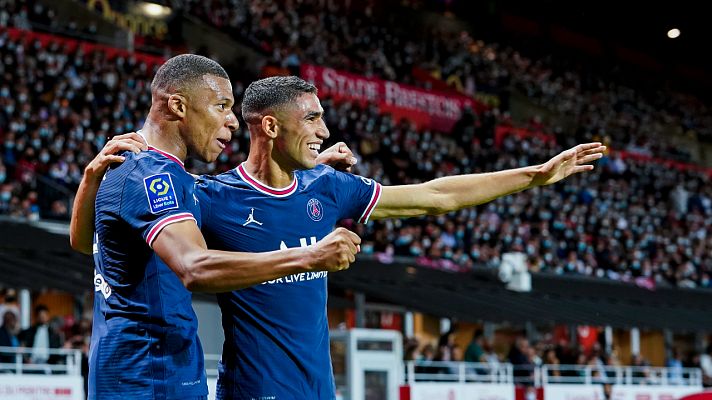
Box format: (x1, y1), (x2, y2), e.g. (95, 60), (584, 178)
(143, 173), (179, 214)
(306, 198), (324, 222)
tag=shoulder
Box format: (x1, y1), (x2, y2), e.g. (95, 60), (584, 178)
(297, 164), (336, 186)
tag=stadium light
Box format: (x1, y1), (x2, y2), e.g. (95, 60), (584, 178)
(137, 2), (172, 18)
(667, 28), (681, 39)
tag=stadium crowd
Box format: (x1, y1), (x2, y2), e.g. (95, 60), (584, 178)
(177, 0), (710, 155)
(2, 1), (712, 291)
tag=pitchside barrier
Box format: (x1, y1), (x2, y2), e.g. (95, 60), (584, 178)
(0, 344), (704, 400)
(0, 346), (84, 400)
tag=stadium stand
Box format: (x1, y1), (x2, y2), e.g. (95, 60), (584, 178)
(1, 1), (712, 398)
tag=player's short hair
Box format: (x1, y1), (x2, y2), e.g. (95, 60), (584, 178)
(241, 76), (317, 123)
(151, 54), (229, 95)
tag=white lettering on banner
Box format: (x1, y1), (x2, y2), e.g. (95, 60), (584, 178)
(611, 385), (701, 400)
(383, 82), (461, 119)
(266, 237), (325, 285)
(544, 384), (702, 400)
(302, 63), (483, 132)
(0, 375), (84, 400)
(409, 383), (515, 400)
(322, 68), (379, 101)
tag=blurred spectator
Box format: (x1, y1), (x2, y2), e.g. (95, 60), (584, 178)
(464, 329), (485, 363)
(666, 348), (684, 385)
(20, 304), (61, 365)
(701, 345), (712, 387)
(0, 310), (20, 364)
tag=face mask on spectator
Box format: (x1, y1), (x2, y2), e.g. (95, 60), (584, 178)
(4, 104), (14, 114)
(4, 141), (14, 149)
(0, 172), (5, 183)
(40, 152), (50, 164)
(0, 87), (9, 97)
(0, 191), (10, 202)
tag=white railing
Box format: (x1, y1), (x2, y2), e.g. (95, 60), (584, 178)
(404, 361), (513, 384)
(402, 361), (703, 387)
(541, 364), (703, 386)
(0, 346), (82, 376)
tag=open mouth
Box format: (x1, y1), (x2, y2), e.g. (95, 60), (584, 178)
(217, 138), (229, 149)
(308, 143), (321, 156)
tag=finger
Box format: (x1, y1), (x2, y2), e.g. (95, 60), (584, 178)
(102, 155), (126, 163)
(109, 133), (148, 150)
(346, 230), (362, 245)
(573, 165), (595, 173)
(345, 240), (358, 255)
(357, 244), (361, 253)
(578, 153), (604, 164)
(575, 142), (602, 152)
(105, 141), (142, 155)
(337, 142), (354, 156)
(579, 146), (606, 157)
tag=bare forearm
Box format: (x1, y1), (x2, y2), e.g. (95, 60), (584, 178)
(181, 248), (313, 292)
(69, 173), (102, 254)
(428, 165), (539, 212)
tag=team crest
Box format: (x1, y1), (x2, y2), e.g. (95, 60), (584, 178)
(143, 173), (179, 214)
(306, 198), (324, 222)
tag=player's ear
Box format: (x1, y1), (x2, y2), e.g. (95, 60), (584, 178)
(167, 94), (188, 119)
(262, 115), (279, 139)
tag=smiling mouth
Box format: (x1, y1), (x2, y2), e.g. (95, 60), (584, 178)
(308, 143), (321, 153)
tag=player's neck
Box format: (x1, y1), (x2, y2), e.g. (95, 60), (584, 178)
(243, 154), (295, 189)
(140, 115), (188, 162)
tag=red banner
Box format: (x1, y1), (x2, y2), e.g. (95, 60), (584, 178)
(2, 27), (165, 69)
(301, 64), (487, 132)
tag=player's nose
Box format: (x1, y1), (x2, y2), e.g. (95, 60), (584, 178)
(315, 120), (329, 140)
(226, 111), (239, 132)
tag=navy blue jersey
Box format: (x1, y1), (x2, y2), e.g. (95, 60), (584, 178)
(197, 163), (381, 400)
(90, 147), (207, 400)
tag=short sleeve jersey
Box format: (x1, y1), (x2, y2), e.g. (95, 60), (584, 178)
(90, 147), (207, 400)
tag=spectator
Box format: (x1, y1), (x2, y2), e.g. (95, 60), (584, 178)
(0, 310), (20, 364)
(464, 329), (485, 363)
(20, 304), (61, 366)
(700, 345), (712, 387)
(666, 348), (684, 385)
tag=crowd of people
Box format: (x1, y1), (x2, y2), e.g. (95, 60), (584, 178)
(0, 288), (90, 389)
(2, 2), (712, 291)
(176, 0), (710, 156)
(405, 329), (712, 386)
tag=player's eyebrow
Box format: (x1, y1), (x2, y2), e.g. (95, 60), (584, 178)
(304, 110), (323, 120)
(217, 96), (234, 105)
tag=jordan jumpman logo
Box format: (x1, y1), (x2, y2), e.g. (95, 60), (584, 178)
(243, 208), (263, 226)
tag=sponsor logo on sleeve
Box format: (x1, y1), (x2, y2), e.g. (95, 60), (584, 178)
(143, 173), (179, 214)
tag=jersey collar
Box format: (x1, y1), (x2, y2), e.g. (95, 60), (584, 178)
(235, 163), (298, 197)
(148, 146), (185, 169)
(137, 130), (186, 169)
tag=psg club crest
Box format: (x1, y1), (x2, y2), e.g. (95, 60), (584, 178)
(307, 198), (324, 222)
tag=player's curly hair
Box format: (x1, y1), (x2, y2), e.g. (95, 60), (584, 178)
(151, 54), (228, 94)
(241, 76), (317, 123)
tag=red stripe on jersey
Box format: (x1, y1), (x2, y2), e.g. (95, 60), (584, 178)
(146, 212), (195, 247)
(358, 183), (382, 224)
(236, 163), (298, 197)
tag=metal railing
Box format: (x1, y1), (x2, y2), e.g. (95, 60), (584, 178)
(404, 361), (513, 384)
(402, 360), (703, 387)
(0, 346), (82, 375)
(541, 364), (703, 386)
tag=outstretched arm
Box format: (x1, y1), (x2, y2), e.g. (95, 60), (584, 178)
(153, 223), (360, 292)
(371, 143), (605, 219)
(70, 133), (147, 254)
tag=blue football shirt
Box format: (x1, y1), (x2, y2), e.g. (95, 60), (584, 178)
(197, 163), (382, 400)
(90, 147), (207, 400)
